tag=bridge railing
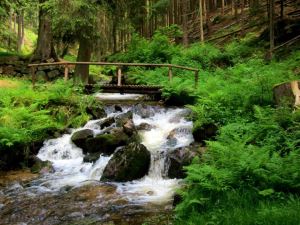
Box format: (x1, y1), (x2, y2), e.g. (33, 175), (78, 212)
(28, 62), (200, 88)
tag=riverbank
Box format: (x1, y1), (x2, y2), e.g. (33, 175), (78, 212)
(0, 78), (104, 171)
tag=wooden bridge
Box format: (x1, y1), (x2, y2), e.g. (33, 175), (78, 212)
(28, 62), (199, 94)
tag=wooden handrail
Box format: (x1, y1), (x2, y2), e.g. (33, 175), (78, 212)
(28, 61), (199, 72)
(28, 61), (200, 88)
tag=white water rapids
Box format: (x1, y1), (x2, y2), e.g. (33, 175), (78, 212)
(34, 95), (194, 205)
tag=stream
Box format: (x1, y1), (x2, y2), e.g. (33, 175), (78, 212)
(0, 94), (194, 225)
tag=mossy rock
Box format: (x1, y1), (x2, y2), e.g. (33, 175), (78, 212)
(192, 123), (218, 144)
(71, 129), (94, 152)
(85, 132), (129, 155)
(101, 143), (151, 182)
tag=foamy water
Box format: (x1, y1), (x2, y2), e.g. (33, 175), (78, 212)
(33, 95), (193, 204)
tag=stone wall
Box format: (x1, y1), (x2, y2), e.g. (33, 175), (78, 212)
(0, 56), (64, 80)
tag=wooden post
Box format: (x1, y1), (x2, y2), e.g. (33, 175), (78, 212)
(195, 70), (199, 88)
(64, 65), (69, 81)
(31, 66), (36, 87)
(117, 67), (122, 86)
(168, 66), (173, 81)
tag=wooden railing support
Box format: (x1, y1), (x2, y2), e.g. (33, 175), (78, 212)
(31, 66), (36, 87)
(168, 66), (173, 81)
(117, 67), (122, 86)
(64, 65), (69, 81)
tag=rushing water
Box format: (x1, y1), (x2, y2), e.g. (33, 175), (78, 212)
(0, 94), (194, 225)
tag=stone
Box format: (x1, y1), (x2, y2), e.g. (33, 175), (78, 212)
(166, 145), (199, 179)
(28, 156), (54, 174)
(169, 108), (192, 123)
(101, 143), (151, 182)
(114, 105), (123, 112)
(136, 123), (154, 131)
(83, 152), (101, 163)
(47, 69), (60, 79)
(71, 129), (94, 151)
(115, 111), (133, 127)
(133, 103), (154, 118)
(273, 81), (300, 108)
(0, 67), (3, 74)
(86, 102), (107, 120)
(96, 117), (115, 129)
(192, 123), (218, 144)
(36, 70), (47, 81)
(123, 119), (136, 136)
(85, 131), (129, 155)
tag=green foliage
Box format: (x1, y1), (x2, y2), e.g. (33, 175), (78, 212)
(0, 78), (94, 147)
(114, 32), (300, 224)
(110, 32), (179, 63)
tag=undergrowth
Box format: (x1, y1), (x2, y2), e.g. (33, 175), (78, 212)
(0, 78), (100, 170)
(111, 32), (300, 224)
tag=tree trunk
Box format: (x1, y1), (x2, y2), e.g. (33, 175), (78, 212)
(199, 0), (204, 42)
(74, 37), (92, 84)
(31, 0), (57, 62)
(269, 0), (275, 58)
(221, 0), (225, 15)
(17, 12), (22, 53)
(182, 0), (189, 46)
(280, 0), (284, 19)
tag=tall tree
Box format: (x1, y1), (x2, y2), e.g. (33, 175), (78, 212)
(31, 0), (57, 62)
(199, 0), (204, 42)
(269, 0), (275, 58)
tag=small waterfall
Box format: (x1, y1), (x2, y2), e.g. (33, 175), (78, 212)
(24, 95), (194, 204)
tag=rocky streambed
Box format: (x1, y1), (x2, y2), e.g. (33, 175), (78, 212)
(0, 98), (200, 225)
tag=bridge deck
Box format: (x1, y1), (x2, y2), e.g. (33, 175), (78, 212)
(86, 84), (163, 94)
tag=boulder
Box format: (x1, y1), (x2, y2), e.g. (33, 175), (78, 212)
(136, 123), (154, 131)
(169, 108), (192, 123)
(86, 102), (107, 119)
(71, 129), (94, 151)
(123, 119), (136, 136)
(28, 156), (54, 174)
(114, 105), (123, 112)
(96, 117), (115, 129)
(166, 145), (199, 179)
(101, 143), (151, 182)
(192, 123), (218, 144)
(85, 130), (129, 155)
(273, 81), (300, 108)
(115, 111), (133, 127)
(83, 152), (101, 163)
(47, 69), (60, 79)
(133, 103), (154, 118)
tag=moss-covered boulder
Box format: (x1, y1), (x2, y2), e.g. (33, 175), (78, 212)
(123, 119), (137, 136)
(85, 130), (129, 155)
(101, 143), (151, 182)
(192, 123), (218, 144)
(83, 152), (101, 163)
(28, 156), (53, 174)
(86, 100), (106, 119)
(71, 129), (94, 152)
(115, 111), (133, 127)
(166, 145), (200, 179)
